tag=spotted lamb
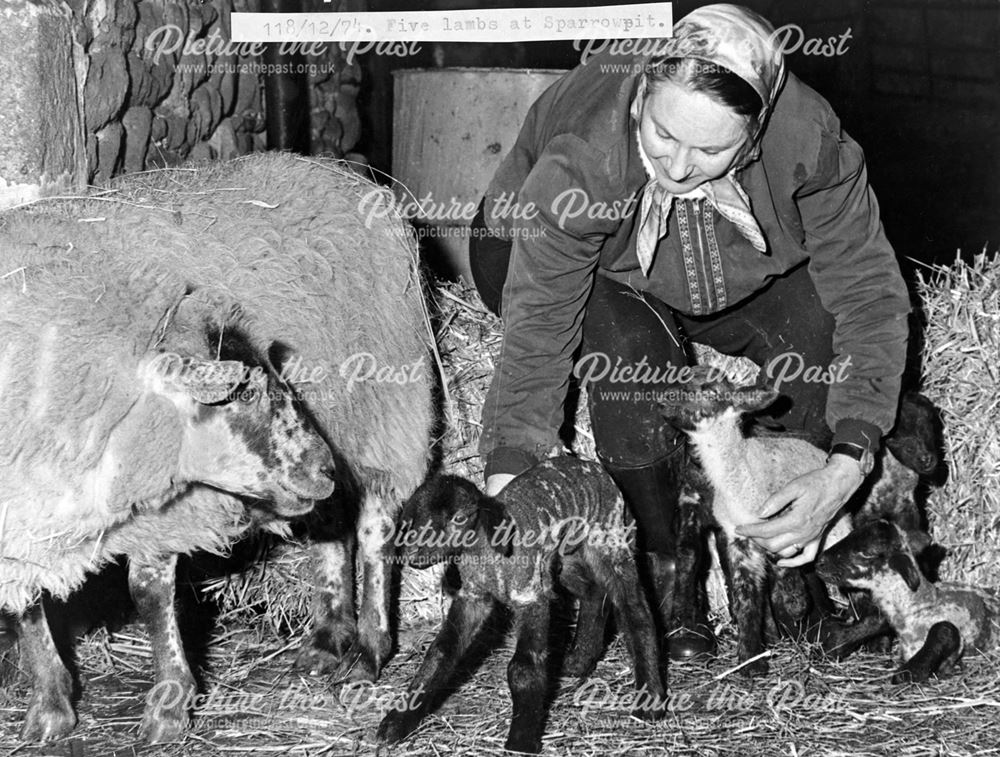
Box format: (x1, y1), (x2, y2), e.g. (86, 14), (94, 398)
(816, 519), (1000, 683)
(377, 456), (664, 754)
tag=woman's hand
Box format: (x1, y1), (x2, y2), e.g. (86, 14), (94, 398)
(485, 473), (516, 497)
(735, 455), (865, 567)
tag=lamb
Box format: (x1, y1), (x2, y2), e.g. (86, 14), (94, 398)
(816, 390), (946, 657)
(656, 368), (851, 675)
(815, 520), (1000, 683)
(0, 248), (336, 742)
(377, 457), (665, 754)
(0, 153), (434, 735)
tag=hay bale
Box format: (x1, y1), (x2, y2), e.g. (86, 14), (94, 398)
(918, 250), (1000, 586)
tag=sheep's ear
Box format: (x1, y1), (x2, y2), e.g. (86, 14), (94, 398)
(144, 353), (245, 404)
(733, 386), (780, 414)
(888, 551), (922, 592)
(476, 496), (516, 557)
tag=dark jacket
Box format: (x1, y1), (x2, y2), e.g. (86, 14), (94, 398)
(479, 48), (910, 476)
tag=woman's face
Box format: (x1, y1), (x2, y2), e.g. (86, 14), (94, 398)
(638, 79), (750, 194)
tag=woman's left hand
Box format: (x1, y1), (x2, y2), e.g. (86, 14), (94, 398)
(735, 455), (865, 567)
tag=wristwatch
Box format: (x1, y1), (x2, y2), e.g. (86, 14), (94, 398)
(828, 442), (875, 476)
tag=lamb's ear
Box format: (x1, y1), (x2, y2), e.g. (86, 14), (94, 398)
(476, 496), (516, 557)
(905, 529), (933, 557)
(888, 551), (922, 592)
(733, 386), (780, 414)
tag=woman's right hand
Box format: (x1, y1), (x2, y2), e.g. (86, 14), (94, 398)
(485, 473), (516, 497)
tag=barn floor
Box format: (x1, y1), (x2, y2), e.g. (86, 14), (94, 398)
(2, 612), (999, 757)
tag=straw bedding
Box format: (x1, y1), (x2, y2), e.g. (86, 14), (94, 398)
(1, 200), (997, 753)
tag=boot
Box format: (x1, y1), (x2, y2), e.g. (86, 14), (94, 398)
(604, 452), (717, 663)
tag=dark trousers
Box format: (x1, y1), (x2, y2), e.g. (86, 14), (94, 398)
(469, 205), (837, 551)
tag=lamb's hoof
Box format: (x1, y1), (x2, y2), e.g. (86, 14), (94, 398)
(737, 657), (769, 678)
(376, 711), (420, 745)
(21, 694), (77, 742)
(294, 627), (356, 676)
(630, 684), (668, 722)
(504, 733), (543, 754)
(562, 649), (600, 679)
(891, 667), (930, 685)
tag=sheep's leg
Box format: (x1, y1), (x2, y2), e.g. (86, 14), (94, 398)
(18, 601), (76, 741)
(506, 600), (551, 754)
(377, 595), (493, 745)
(590, 548), (666, 720)
(129, 555), (196, 743)
(892, 621), (962, 684)
(297, 537), (358, 675)
(720, 534), (769, 676)
(335, 492), (395, 682)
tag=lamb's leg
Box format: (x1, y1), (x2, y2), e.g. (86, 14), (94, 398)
(892, 621), (962, 684)
(558, 557), (610, 678)
(335, 492), (396, 682)
(590, 547), (666, 720)
(18, 601), (76, 741)
(563, 589), (610, 679)
(377, 595), (493, 745)
(719, 533), (769, 676)
(506, 600), (551, 754)
(819, 601), (893, 660)
(296, 537), (358, 675)
(129, 555), (196, 743)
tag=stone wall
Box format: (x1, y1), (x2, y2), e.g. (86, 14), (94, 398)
(0, 0), (365, 205)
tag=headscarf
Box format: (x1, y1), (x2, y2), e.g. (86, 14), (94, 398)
(633, 4), (787, 275)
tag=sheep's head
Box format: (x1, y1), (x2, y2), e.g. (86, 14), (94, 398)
(141, 328), (335, 518)
(815, 520), (933, 593)
(397, 475), (516, 568)
(657, 367), (779, 431)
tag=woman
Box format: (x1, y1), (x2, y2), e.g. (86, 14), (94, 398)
(469, 4), (909, 658)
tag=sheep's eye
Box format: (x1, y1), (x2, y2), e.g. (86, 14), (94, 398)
(239, 385), (261, 403)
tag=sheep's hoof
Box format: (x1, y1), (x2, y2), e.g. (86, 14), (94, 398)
(140, 677), (194, 743)
(294, 627), (357, 676)
(139, 709), (189, 744)
(376, 711), (420, 745)
(332, 641), (380, 683)
(21, 693), (77, 742)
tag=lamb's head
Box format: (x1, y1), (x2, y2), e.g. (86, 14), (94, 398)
(657, 367), (779, 432)
(815, 520), (932, 593)
(885, 391), (943, 479)
(397, 474), (515, 568)
(140, 327), (335, 518)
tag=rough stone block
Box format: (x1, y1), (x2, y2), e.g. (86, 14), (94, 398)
(0, 0), (84, 206)
(122, 105), (153, 173)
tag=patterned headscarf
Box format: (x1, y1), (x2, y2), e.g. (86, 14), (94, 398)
(633, 4), (787, 275)
(650, 3), (786, 162)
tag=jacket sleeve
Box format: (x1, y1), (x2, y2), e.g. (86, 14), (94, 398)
(479, 133), (623, 477)
(797, 112), (910, 453)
